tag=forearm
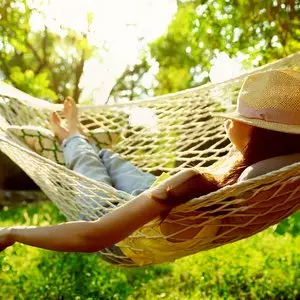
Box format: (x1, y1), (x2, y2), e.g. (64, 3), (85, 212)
(9, 192), (168, 253)
(10, 221), (99, 253)
(6, 169), (216, 253)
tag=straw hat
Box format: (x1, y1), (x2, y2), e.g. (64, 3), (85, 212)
(214, 69), (300, 134)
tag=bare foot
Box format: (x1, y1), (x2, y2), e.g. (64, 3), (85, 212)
(64, 97), (79, 135)
(50, 97), (85, 143)
(50, 112), (69, 143)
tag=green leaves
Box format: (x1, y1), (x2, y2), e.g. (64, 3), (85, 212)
(275, 211), (300, 237)
(109, 55), (152, 102)
(9, 67), (57, 100)
(155, 66), (193, 95)
(147, 0), (300, 95)
(0, 0), (98, 103)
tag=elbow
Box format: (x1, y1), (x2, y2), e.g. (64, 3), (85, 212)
(78, 237), (109, 253)
(77, 241), (108, 253)
(76, 220), (129, 253)
(82, 245), (103, 253)
(79, 231), (118, 253)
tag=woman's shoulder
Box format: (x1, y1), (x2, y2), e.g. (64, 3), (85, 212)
(239, 153), (300, 182)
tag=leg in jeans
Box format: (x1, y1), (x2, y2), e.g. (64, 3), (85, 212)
(62, 135), (156, 196)
(63, 136), (112, 186)
(62, 135), (115, 218)
(62, 135), (156, 265)
(99, 149), (156, 196)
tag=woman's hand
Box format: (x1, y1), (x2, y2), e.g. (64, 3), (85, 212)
(0, 227), (15, 251)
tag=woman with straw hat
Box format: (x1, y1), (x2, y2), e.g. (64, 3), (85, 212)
(1, 69), (300, 266)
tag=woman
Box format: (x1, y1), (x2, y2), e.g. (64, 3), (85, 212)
(1, 69), (300, 266)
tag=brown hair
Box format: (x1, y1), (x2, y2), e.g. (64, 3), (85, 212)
(152, 172), (220, 220)
(222, 126), (300, 185)
(152, 126), (300, 213)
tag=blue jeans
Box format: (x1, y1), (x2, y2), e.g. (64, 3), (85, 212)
(62, 135), (156, 265)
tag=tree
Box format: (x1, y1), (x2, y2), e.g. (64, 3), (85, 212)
(112, 0), (299, 98)
(150, 0), (300, 94)
(0, 0), (99, 196)
(0, 0), (98, 103)
(108, 55), (152, 103)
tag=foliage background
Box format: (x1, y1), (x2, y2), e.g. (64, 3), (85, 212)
(111, 0), (300, 101)
(1, 0), (299, 103)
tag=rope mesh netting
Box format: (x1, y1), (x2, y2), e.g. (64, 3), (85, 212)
(0, 52), (299, 266)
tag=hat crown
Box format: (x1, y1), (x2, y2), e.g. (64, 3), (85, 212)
(238, 69), (300, 111)
(214, 69), (300, 134)
(237, 70), (300, 125)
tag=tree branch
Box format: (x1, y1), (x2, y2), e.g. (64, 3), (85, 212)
(35, 25), (49, 75)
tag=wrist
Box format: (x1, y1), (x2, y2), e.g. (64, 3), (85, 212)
(9, 226), (34, 242)
(145, 190), (172, 210)
(7, 227), (18, 244)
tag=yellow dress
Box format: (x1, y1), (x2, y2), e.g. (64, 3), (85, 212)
(117, 217), (220, 266)
(117, 171), (221, 266)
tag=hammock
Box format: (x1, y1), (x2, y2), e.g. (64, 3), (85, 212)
(0, 52), (299, 267)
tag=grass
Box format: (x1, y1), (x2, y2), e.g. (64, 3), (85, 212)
(1, 201), (299, 300)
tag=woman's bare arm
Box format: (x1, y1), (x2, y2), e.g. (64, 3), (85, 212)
(0, 168), (210, 252)
(1, 192), (169, 253)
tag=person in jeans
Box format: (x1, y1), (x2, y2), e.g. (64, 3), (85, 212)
(1, 70), (300, 266)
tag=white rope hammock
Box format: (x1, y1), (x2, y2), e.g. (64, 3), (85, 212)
(0, 52), (299, 267)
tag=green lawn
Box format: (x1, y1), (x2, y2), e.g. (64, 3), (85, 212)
(1, 201), (299, 300)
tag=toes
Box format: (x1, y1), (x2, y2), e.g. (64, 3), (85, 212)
(65, 96), (75, 103)
(63, 99), (70, 116)
(50, 112), (61, 126)
(64, 97), (74, 106)
(49, 112), (69, 142)
(65, 96), (74, 102)
(53, 112), (61, 124)
(63, 97), (76, 117)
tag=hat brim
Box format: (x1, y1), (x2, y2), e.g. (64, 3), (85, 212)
(213, 111), (300, 135)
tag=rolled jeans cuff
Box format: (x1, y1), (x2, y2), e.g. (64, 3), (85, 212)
(62, 135), (89, 148)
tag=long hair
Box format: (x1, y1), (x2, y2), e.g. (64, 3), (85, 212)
(222, 126), (300, 185)
(152, 126), (300, 215)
